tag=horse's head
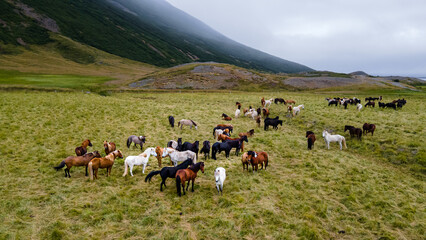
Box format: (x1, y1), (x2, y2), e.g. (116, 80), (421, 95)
(214, 169), (220, 182)
(116, 150), (124, 158)
(199, 162), (205, 173)
(86, 139), (93, 147)
(241, 135), (248, 143)
(322, 130), (327, 137)
(162, 147), (170, 157)
(139, 136), (146, 143)
(92, 151), (101, 158)
(301, 105), (304, 109)
(103, 140), (108, 148)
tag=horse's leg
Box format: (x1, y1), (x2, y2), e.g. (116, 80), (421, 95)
(64, 169), (67, 177)
(191, 179), (194, 192)
(130, 165), (133, 176)
(85, 166), (88, 176)
(186, 180), (190, 191)
(142, 164), (146, 174)
(339, 141), (342, 150)
(182, 182), (186, 195)
(94, 169), (98, 179)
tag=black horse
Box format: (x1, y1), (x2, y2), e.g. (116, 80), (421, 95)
(328, 100), (338, 106)
(181, 140), (200, 158)
(212, 142), (232, 160)
(274, 98), (286, 104)
(264, 117), (282, 130)
(344, 125), (362, 140)
(224, 135), (248, 156)
(168, 116), (175, 128)
(145, 158), (193, 191)
(385, 102), (396, 109)
(199, 140), (210, 160)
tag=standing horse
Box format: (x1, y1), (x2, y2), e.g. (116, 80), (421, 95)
(123, 147), (157, 176)
(322, 130), (347, 150)
(274, 98), (286, 104)
(261, 97), (265, 107)
(178, 119), (198, 130)
(199, 141), (210, 160)
(292, 104), (304, 116)
(211, 141), (232, 160)
(88, 150), (123, 180)
(262, 108), (270, 118)
(104, 140), (116, 155)
(363, 123), (376, 136)
(239, 129), (255, 138)
(168, 116), (175, 128)
(344, 125), (362, 140)
(306, 131), (316, 150)
(126, 135), (146, 150)
(365, 101), (375, 108)
(214, 128), (229, 140)
(176, 162), (205, 196)
(264, 117), (282, 130)
(181, 140), (200, 159)
(155, 146), (169, 168)
(224, 135), (248, 156)
(54, 151), (101, 177)
(145, 159), (193, 191)
(286, 99), (296, 105)
(214, 167), (226, 195)
(75, 139), (92, 156)
(162, 147), (196, 166)
(247, 151), (269, 172)
(222, 113), (232, 121)
(241, 152), (250, 171)
(264, 98), (273, 108)
(235, 105), (241, 118)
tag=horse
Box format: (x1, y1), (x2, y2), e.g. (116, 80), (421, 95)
(378, 102), (386, 108)
(363, 123), (376, 136)
(145, 159), (193, 191)
(211, 142), (232, 160)
(178, 119), (198, 130)
(199, 141), (210, 160)
(365, 101), (375, 108)
(286, 99), (296, 105)
(322, 130), (347, 150)
(217, 133), (231, 142)
(235, 105), (241, 118)
(167, 137), (182, 150)
(262, 108), (270, 118)
(162, 147), (196, 166)
(176, 162), (205, 196)
(264, 116), (282, 130)
(126, 135), (146, 150)
(88, 150), (123, 180)
(236, 102), (241, 108)
(54, 151), (101, 177)
(287, 105), (293, 113)
(75, 139), (92, 156)
(214, 128), (230, 140)
(155, 146), (169, 168)
(214, 167), (226, 195)
(222, 113), (232, 121)
(247, 151), (269, 172)
(224, 135), (248, 156)
(292, 104), (304, 116)
(168, 116), (175, 128)
(241, 152), (250, 171)
(264, 98), (273, 108)
(357, 103), (363, 111)
(123, 147), (157, 176)
(328, 99), (338, 106)
(256, 116), (261, 127)
(103, 140), (116, 155)
(181, 140), (200, 159)
(385, 102), (397, 109)
(261, 97), (265, 107)
(238, 129), (254, 138)
(214, 124), (233, 133)
(306, 131), (316, 150)
(344, 125), (362, 140)
(274, 98), (286, 104)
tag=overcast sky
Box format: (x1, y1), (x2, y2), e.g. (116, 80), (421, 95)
(167, 0), (426, 77)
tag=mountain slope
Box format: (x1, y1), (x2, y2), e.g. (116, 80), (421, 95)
(0, 0), (312, 73)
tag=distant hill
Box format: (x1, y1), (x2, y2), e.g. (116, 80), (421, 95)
(0, 0), (312, 73)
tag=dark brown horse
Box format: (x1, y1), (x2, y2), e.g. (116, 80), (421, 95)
(222, 113), (232, 121)
(365, 101), (375, 108)
(88, 150), (123, 180)
(75, 139), (92, 156)
(262, 108), (270, 118)
(247, 151), (268, 172)
(274, 98), (286, 104)
(175, 162), (205, 196)
(344, 125), (362, 140)
(104, 140), (116, 155)
(261, 97), (265, 107)
(363, 123), (376, 136)
(306, 131), (316, 150)
(54, 151), (101, 177)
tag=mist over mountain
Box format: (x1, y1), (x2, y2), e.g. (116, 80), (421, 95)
(0, 0), (312, 73)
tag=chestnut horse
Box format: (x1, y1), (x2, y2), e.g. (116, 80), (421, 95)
(286, 99), (296, 105)
(261, 97), (265, 107)
(75, 139), (92, 156)
(363, 123), (376, 136)
(104, 140), (116, 155)
(54, 151), (101, 177)
(247, 151), (269, 172)
(238, 129), (254, 138)
(175, 162), (205, 196)
(222, 113), (232, 121)
(88, 150), (123, 180)
(262, 108), (270, 118)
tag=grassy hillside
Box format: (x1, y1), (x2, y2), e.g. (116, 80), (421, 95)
(0, 91), (424, 239)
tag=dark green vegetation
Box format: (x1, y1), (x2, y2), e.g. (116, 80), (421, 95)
(0, 0), (311, 73)
(0, 91), (424, 239)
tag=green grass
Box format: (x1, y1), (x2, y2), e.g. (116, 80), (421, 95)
(0, 91), (424, 239)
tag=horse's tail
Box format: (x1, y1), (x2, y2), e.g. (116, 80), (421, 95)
(122, 160), (128, 177)
(342, 137), (347, 149)
(126, 137), (131, 148)
(190, 119), (197, 126)
(53, 160), (65, 170)
(88, 161), (94, 180)
(145, 170), (161, 182)
(176, 175), (182, 196)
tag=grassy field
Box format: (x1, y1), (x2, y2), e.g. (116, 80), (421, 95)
(0, 90), (424, 239)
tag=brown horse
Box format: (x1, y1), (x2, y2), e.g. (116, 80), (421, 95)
(286, 99), (296, 104)
(262, 108), (270, 118)
(236, 102), (241, 108)
(287, 105), (293, 113)
(75, 139), (92, 156)
(104, 140), (116, 155)
(247, 151), (269, 172)
(306, 131), (316, 150)
(155, 146), (171, 167)
(238, 129), (255, 138)
(363, 123), (376, 136)
(175, 162), (205, 196)
(222, 113), (232, 121)
(88, 150), (123, 180)
(241, 152), (250, 171)
(256, 116), (261, 127)
(261, 97), (265, 107)
(54, 151), (101, 177)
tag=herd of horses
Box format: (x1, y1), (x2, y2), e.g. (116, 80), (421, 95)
(326, 96), (407, 110)
(53, 95), (404, 196)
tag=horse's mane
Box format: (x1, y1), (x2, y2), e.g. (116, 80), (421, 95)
(190, 119), (197, 126)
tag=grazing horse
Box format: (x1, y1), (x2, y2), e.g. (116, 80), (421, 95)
(214, 167), (226, 195)
(176, 162), (205, 196)
(357, 103), (363, 111)
(168, 116), (175, 128)
(88, 150), (123, 180)
(292, 104), (304, 116)
(162, 147), (196, 166)
(241, 152), (250, 171)
(211, 142), (232, 160)
(274, 98), (286, 104)
(261, 97), (265, 107)
(365, 101), (375, 108)
(199, 141), (210, 160)
(181, 140), (200, 159)
(344, 125), (362, 140)
(220, 135), (248, 153)
(322, 130), (347, 150)
(126, 135), (146, 150)
(235, 105), (241, 118)
(247, 151), (269, 172)
(145, 159), (193, 191)
(104, 141), (116, 155)
(264, 117), (282, 130)
(123, 147), (157, 176)
(178, 119), (198, 130)
(54, 151), (101, 177)
(306, 131), (316, 150)
(286, 99), (296, 105)
(264, 98), (273, 108)
(239, 129), (254, 138)
(75, 139), (92, 156)
(363, 123), (376, 136)
(222, 113), (232, 121)
(262, 108), (270, 118)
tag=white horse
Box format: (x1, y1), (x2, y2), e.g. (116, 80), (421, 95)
(123, 147), (157, 176)
(322, 130), (347, 150)
(292, 104), (304, 116)
(214, 167), (226, 195)
(264, 98), (273, 108)
(162, 147), (196, 166)
(214, 129), (228, 140)
(235, 108), (240, 118)
(357, 103), (363, 111)
(178, 119), (198, 130)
